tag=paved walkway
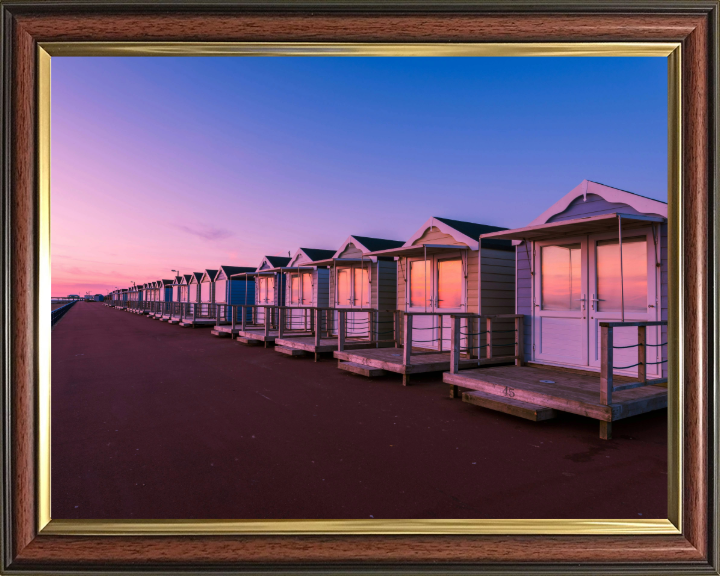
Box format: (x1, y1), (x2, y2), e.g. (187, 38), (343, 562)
(52, 302), (667, 520)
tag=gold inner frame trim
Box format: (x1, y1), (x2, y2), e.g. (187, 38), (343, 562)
(37, 41), (682, 536)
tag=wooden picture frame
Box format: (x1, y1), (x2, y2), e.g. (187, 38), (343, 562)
(1, 1), (717, 573)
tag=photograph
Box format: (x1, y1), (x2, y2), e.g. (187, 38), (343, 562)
(50, 55), (670, 521)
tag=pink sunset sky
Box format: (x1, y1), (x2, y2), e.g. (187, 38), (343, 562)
(51, 57), (667, 296)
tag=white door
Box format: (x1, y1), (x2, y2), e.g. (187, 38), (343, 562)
(533, 238), (589, 366)
(287, 273), (312, 330)
(588, 230), (661, 378)
(256, 276), (275, 324)
(335, 265), (370, 337)
(406, 253), (465, 351)
(533, 230), (660, 376)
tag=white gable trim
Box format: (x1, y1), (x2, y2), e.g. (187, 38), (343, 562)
(529, 180), (668, 226)
(403, 217), (479, 251)
(332, 236), (378, 261)
(257, 257), (274, 271)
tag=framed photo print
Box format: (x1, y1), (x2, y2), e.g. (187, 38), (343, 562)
(1, 1), (717, 574)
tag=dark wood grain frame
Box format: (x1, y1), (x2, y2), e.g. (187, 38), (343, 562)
(1, 1), (717, 573)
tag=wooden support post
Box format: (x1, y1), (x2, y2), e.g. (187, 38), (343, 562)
(449, 384), (460, 398)
(449, 316), (460, 374)
(486, 317), (493, 360)
(314, 309), (321, 348)
(241, 306), (247, 331)
(278, 308), (285, 337)
(403, 374), (411, 387)
(638, 325), (646, 383)
(338, 310), (346, 352)
(600, 421), (612, 440)
(600, 324), (613, 406)
(403, 313), (413, 367)
(515, 316), (525, 366)
(368, 311), (372, 341)
(265, 307), (270, 337)
(438, 315), (443, 353)
(231, 305), (236, 332)
(394, 311), (400, 348)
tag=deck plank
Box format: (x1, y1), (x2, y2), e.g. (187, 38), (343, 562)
(443, 365), (667, 422)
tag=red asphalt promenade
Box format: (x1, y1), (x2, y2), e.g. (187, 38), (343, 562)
(52, 302), (667, 520)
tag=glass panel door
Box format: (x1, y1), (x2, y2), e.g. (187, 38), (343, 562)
(533, 238), (588, 366)
(588, 232), (660, 377)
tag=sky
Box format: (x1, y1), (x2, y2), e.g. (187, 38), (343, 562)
(51, 56), (667, 296)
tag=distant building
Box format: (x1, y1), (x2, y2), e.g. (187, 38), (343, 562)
(94, 294), (104, 302)
(68, 294), (80, 300)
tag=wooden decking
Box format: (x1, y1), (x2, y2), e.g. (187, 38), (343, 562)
(275, 335), (372, 354)
(178, 318), (215, 327)
(235, 327), (279, 346)
(333, 347), (482, 385)
(443, 364), (667, 438)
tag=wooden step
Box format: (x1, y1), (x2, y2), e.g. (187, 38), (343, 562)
(237, 336), (261, 345)
(338, 361), (386, 378)
(211, 330), (230, 338)
(462, 390), (557, 422)
(276, 346), (306, 357)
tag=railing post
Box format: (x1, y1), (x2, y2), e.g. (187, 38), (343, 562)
(486, 317), (493, 360)
(438, 314), (443, 353)
(338, 310), (346, 352)
(314, 309), (321, 347)
(599, 324), (613, 440)
(515, 315), (525, 366)
(394, 311), (400, 347)
(450, 316), (459, 374)
(403, 313), (413, 367)
(265, 307), (270, 337)
(600, 324), (613, 405)
(638, 325), (646, 383)
(278, 307), (285, 337)
(192, 303), (196, 322)
(241, 306), (247, 331)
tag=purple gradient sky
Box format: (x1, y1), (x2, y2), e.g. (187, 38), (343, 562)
(51, 57), (667, 296)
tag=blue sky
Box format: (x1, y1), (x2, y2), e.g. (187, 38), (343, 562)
(52, 56), (667, 294)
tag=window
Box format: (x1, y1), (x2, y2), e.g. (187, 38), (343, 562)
(596, 237), (647, 312)
(337, 268), (351, 305)
(353, 267), (370, 307)
(302, 272), (313, 305)
(437, 259), (462, 309)
(409, 260), (430, 307)
(541, 244), (582, 310)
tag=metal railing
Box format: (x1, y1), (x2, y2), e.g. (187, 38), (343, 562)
(51, 300), (77, 327)
(446, 314), (524, 373)
(600, 321), (668, 405)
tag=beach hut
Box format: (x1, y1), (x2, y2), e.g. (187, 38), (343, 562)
(179, 272), (212, 327)
(233, 255), (290, 346)
(274, 239), (404, 362)
(200, 269), (218, 305)
(168, 274), (193, 324)
(210, 266), (257, 338)
(442, 180), (668, 439)
(333, 217), (516, 384)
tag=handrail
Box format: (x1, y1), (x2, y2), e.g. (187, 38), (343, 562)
(600, 320), (668, 405)
(448, 313), (524, 373)
(51, 300), (77, 327)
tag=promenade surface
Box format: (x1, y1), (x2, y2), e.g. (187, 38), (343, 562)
(52, 302), (667, 519)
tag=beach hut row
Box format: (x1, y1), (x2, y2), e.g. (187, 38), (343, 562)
(105, 181), (669, 439)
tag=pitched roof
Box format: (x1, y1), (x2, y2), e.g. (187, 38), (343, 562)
(434, 217), (508, 239)
(298, 248), (336, 262)
(265, 255), (291, 268)
(433, 217), (512, 250)
(351, 236), (405, 252)
(219, 265), (255, 278)
(203, 269), (219, 282)
(191, 272), (204, 283)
